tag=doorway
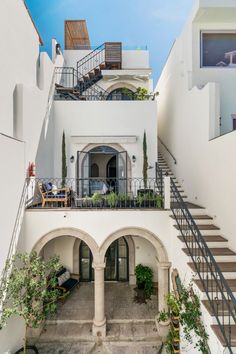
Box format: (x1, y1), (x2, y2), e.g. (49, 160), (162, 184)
(79, 237), (129, 282)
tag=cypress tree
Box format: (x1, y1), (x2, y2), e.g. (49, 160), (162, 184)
(62, 131), (67, 186)
(143, 130), (148, 189)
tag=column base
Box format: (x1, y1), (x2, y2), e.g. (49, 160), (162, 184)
(92, 318), (106, 337)
(129, 274), (136, 285)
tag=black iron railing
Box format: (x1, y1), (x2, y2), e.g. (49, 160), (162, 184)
(158, 137), (177, 164)
(168, 173), (236, 352)
(76, 43), (105, 80)
(26, 177), (163, 210)
(55, 67), (77, 88)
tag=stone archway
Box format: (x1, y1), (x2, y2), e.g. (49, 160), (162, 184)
(105, 82), (137, 94)
(32, 227), (100, 263)
(100, 227), (171, 312)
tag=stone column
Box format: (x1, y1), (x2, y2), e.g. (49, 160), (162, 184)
(92, 262), (106, 337)
(157, 261), (171, 311)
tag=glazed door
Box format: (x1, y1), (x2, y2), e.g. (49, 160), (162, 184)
(105, 238), (128, 281)
(117, 151), (127, 195)
(79, 241), (94, 281)
(77, 151), (90, 196)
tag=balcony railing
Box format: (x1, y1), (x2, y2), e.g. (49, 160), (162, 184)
(26, 178), (163, 210)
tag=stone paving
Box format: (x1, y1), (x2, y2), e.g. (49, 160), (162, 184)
(35, 283), (161, 354)
(54, 283), (158, 321)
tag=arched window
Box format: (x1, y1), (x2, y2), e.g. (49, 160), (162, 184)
(107, 88), (134, 101)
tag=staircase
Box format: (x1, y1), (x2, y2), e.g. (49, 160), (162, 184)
(158, 151), (236, 353)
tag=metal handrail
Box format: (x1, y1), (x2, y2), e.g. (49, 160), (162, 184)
(76, 43), (105, 80)
(169, 174), (236, 352)
(158, 137), (177, 164)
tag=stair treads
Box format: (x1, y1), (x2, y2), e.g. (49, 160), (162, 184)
(174, 224), (220, 230)
(178, 235), (227, 243)
(183, 248), (236, 256)
(171, 215), (213, 220)
(188, 262), (236, 272)
(171, 202), (203, 209)
(211, 325), (236, 347)
(194, 279), (236, 292)
(202, 300), (235, 316)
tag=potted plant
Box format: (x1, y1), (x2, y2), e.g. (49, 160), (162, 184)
(155, 309), (171, 338)
(92, 192), (103, 207)
(0, 252), (61, 354)
(134, 87), (150, 100)
(106, 192), (119, 208)
(135, 264), (153, 299)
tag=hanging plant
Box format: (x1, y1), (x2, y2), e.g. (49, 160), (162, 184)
(158, 279), (209, 354)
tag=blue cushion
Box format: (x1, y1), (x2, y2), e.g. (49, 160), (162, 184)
(62, 278), (79, 291)
(44, 182), (52, 192)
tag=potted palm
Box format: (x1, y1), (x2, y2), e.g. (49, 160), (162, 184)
(0, 252), (61, 354)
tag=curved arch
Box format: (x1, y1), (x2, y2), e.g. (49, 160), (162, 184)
(32, 227), (99, 261)
(100, 227), (168, 263)
(105, 82), (137, 94)
(80, 143), (132, 179)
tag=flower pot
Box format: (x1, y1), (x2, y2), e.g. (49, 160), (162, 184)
(15, 345), (38, 354)
(155, 315), (170, 338)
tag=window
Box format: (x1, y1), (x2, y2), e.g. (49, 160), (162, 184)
(201, 32), (236, 67)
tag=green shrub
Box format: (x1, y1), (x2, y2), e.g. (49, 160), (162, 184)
(106, 192), (118, 208)
(135, 264), (153, 298)
(92, 193), (103, 206)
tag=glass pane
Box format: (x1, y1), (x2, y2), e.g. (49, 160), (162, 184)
(119, 258), (128, 280)
(81, 258), (90, 280)
(118, 238), (127, 258)
(202, 33), (236, 67)
(81, 242), (90, 257)
(105, 242), (117, 280)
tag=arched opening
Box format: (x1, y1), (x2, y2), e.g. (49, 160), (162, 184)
(107, 87), (134, 100)
(100, 227), (170, 320)
(78, 237), (130, 282)
(77, 145), (128, 196)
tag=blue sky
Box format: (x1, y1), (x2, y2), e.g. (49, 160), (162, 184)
(26, 0), (194, 84)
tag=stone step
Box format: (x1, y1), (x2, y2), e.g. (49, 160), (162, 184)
(183, 247), (236, 257)
(178, 235), (228, 248)
(171, 214), (213, 220)
(194, 279), (236, 292)
(211, 325), (236, 347)
(174, 224), (220, 231)
(188, 262), (236, 273)
(202, 300), (235, 316)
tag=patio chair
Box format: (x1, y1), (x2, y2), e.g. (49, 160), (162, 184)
(38, 182), (70, 207)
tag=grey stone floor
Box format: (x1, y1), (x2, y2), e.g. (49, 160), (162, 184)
(35, 283), (161, 353)
(55, 283), (158, 321)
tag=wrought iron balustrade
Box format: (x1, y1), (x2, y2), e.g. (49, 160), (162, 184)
(77, 43), (105, 80)
(26, 177), (163, 210)
(155, 164), (236, 352)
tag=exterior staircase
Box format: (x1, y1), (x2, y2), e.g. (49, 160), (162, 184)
(55, 42), (122, 100)
(158, 151), (236, 352)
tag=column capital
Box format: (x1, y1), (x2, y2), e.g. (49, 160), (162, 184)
(157, 261), (172, 270)
(92, 262), (106, 270)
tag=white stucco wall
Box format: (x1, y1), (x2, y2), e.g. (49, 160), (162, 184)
(134, 237), (159, 282)
(42, 101), (157, 180)
(0, 0), (40, 136)
(156, 0), (236, 254)
(63, 49), (149, 70)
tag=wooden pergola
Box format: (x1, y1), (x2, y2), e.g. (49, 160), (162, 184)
(64, 20), (90, 50)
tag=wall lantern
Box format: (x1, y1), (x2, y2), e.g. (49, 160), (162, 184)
(70, 155), (75, 163)
(132, 155), (136, 163)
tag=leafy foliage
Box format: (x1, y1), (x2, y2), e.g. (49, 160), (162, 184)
(135, 264), (153, 298)
(142, 131), (148, 189)
(134, 87), (150, 100)
(106, 192), (119, 208)
(158, 279), (209, 354)
(92, 192), (103, 206)
(61, 131), (67, 187)
(0, 252), (61, 353)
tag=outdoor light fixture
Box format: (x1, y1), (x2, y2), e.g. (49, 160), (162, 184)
(132, 155), (136, 163)
(70, 155), (75, 163)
